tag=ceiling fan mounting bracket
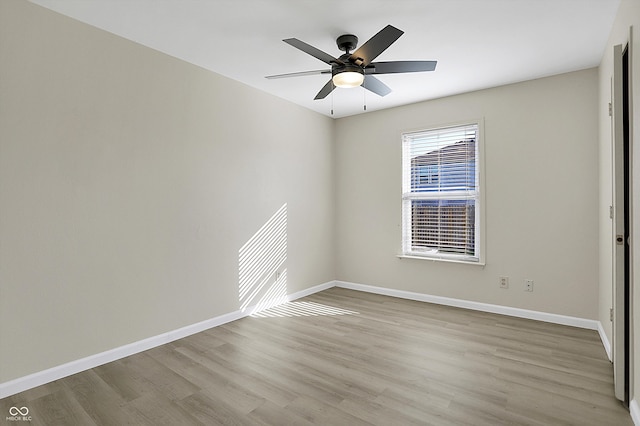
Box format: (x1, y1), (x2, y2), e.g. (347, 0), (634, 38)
(336, 34), (358, 53)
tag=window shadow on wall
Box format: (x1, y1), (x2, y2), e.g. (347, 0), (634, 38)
(238, 204), (288, 314)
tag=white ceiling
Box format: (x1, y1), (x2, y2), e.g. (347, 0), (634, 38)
(30, 0), (620, 118)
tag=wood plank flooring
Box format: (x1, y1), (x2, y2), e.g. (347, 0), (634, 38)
(1, 288), (632, 425)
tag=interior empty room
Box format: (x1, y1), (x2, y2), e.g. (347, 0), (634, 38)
(1, 0), (640, 424)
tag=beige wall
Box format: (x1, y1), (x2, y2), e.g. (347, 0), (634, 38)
(0, 0), (334, 382)
(334, 69), (600, 319)
(0, 0), (614, 392)
(597, 0), (640, 407)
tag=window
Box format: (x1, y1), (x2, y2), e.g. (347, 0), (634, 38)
(401, 122), (482, 263)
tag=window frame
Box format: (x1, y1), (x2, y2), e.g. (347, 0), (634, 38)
(400, 120), (485, 265)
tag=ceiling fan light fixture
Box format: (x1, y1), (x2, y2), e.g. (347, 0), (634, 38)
(332, 70), (364, 88)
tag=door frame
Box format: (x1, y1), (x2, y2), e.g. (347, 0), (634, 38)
(612, 38), (632, 405)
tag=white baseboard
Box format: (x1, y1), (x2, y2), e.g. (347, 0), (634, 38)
(0, 279), (610, 400)
(0, 309), (246, 400)
(335, 280), (600, 330)
(597, 321), (612, 361)
(631, 399), (640, 425)
(0, 280), (336, 399)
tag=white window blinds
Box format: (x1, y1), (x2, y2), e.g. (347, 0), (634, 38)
(402, 123), (480, 262)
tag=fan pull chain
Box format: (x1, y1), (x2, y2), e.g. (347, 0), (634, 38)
(331, 90), (334, 116)
(363, 79), (367, 111)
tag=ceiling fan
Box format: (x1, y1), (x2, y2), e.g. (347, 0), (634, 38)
(266, 25), (437, 100)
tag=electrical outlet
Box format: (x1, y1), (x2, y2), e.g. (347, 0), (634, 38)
(499, 276), (509, 289)
(524, 279), (534, 292)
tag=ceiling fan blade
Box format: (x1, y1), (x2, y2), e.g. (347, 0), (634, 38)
(314, 79), (336, 100)
(363, 75), (391, 97)
(365, 61), (437, 74)
(349, 25), (404, 67)
(266, 69), (331, 79)
(283, 38), (342, 65)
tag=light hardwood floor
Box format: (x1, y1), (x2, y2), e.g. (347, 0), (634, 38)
(1, 288), (632, 425)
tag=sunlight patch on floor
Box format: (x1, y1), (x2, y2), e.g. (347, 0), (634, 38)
(251, 300), (359, 318)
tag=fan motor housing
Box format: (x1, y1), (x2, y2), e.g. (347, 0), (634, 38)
(332, 62), (363, 78)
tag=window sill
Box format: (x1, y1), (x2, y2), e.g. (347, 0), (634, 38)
(397, 254), (485, 266)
